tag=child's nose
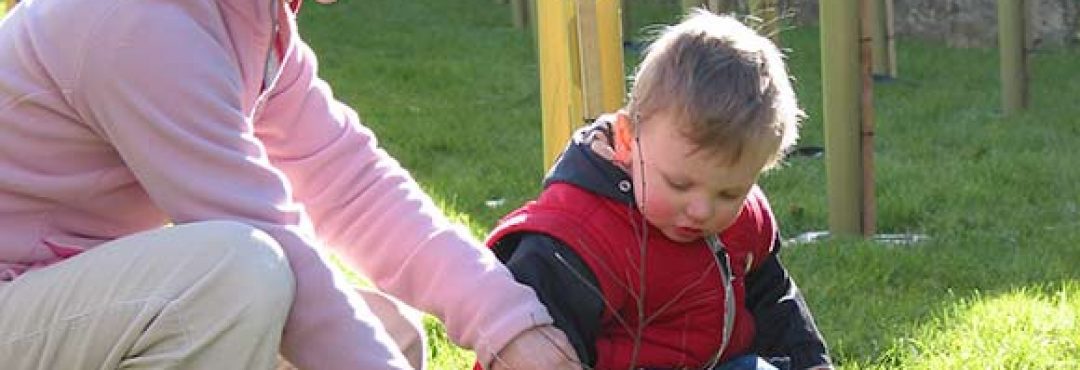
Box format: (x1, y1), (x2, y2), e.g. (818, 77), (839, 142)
(684, 198), (714, 224)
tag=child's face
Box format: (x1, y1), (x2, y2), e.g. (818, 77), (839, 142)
(624, 112), (777, 243)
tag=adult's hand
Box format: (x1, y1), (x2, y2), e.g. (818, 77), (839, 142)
(490, 325), (582, 370)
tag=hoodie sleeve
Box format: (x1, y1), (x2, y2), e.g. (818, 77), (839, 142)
(745, 239), (832, 369)
(492, 233), (605, 367)
(257, 36), (555, 368)
(728, 187), (830, 369)
(71, 2), (552, 369)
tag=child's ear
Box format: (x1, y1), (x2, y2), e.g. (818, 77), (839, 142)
(613, 112), (634, 164)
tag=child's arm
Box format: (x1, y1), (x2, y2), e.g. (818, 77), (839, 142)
(492, 233), (605, 367)
(744, 238), (832, 370)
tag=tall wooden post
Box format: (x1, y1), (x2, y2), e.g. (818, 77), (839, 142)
(870, 0), (897, 78)
(537, 0), (625, 170)
(858, 0), (877, 237)
(537, 0), (584, 169)
(821, 0), (873, 237)
(510, 0), (530, 29)
(577, 1), (606, 118)
(998, 0), (1028, 114)
(595, 0), (626, 113)
(885, 0), (897, 77)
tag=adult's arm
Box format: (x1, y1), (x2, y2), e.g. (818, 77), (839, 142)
(69, 1), (554, 368)
(257, 19), (558, 368)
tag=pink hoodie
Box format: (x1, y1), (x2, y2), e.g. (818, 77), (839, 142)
(0, 0), (551, 368)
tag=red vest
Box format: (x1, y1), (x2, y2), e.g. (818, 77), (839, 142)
(488, 183), (777, 369)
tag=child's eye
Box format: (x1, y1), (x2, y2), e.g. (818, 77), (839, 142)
(666, 178), (690, 191)
(717, 190), (743, 201)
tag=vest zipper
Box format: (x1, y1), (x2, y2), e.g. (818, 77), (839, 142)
(703, 235), (735, 369)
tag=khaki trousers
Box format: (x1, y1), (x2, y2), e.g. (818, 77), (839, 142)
(0, 221), (426, 370)
(0, 222), (295, 368)
(0, 221), (295, 369)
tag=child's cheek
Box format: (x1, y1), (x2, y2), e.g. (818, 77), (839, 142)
(641, 188), (678, 225)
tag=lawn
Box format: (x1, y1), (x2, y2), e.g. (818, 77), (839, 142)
(306, 1), (1077, 369)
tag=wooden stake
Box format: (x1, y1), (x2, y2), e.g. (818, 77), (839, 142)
(998, 0), (1028, 114)
(885, 0), (897, 77)
(820, 0), (867, 237)
(577, 0), (606, 119)
(858, 0), (877, 237)
(536, 0), (584, 169)
(510, 0), (530, 29)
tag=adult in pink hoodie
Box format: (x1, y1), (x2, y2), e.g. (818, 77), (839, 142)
(0, 0), (578, 369)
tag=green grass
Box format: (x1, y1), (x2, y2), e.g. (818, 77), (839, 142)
(298, 1), (1080, 369)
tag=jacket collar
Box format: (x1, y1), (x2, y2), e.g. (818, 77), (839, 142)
(543, 120), (637, 206)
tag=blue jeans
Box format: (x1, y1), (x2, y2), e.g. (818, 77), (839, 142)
(638, 354), (789, 370)
(713, 354), (786, 370)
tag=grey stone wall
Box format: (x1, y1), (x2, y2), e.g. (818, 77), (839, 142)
(788, 0), (1079, 48)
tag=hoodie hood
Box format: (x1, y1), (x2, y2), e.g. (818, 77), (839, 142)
(543, 119), (637, 206)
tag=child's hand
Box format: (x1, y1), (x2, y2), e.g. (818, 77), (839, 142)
(490, 325), (582, 370)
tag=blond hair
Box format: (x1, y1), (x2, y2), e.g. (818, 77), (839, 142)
(627, 9), (802, 169)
